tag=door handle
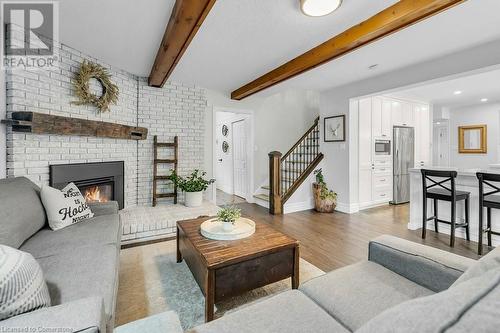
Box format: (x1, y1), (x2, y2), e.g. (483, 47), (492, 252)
(218, 159), (222, 162)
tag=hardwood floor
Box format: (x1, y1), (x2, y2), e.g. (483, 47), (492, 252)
(234, 202), (488, 272)
(216, 189), (246, 206)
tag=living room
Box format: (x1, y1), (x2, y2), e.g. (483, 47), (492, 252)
(1, 1), (499, 332)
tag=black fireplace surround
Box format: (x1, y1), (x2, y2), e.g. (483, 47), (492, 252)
(50, 161), (124, 209)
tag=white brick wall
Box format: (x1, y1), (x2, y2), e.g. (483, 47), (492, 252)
(6, 39), (207, 208)
(137, 79), (206, 205)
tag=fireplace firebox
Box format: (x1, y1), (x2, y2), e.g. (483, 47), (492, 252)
(50, 161), (124, 209)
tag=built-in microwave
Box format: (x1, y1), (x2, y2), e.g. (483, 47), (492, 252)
(375, 139), (391, 155)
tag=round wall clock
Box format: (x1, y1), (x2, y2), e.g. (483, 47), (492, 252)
(222, 141), (229, 153)
(222, 125), (229, 137)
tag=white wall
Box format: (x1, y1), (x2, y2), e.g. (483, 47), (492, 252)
(206, 89), (320, 208)
(320, 39), (500, 212)
(0, 70), (5, 178)
(448, 103), (500, 168)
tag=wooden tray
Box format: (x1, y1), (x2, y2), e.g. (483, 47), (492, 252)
(200, 218), (255, 240)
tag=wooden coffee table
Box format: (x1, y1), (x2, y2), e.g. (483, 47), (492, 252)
(176, 216), (299, 322)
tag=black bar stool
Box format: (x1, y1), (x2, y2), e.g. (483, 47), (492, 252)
(421, 169), (470, 247)
(477, 172), (500, 255)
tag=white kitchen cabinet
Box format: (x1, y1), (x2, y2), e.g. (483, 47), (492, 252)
(372, 98), (391, 138)
(414, 104), (431, 167)
(390, 99), (414, 127)
(358, 96), (431, 210)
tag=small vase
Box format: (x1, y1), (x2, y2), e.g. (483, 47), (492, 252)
(222, 221), (235, 232)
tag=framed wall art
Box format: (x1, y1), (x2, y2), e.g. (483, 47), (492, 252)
(324, 115), (345, 142)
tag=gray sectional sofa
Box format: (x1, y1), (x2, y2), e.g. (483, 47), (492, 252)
(0, 177), (121, 333)
(185, 234), (500, 333)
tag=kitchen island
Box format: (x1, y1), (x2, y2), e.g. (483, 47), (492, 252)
(408, 167), (500, 247)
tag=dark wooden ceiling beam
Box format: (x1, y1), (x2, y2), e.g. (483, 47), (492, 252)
(148, 0), (216, 87)
(231, 0), (466, 100)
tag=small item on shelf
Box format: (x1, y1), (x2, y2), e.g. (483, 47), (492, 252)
(216, 206), (242, 231)
(168, 169), (215, 207)
(312, 169), (337, 213)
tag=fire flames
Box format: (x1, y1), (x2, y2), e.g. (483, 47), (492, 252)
(84, 186), (109, 203)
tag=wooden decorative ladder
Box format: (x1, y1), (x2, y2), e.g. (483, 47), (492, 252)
(257, 117), (323, 215)
(152, 135), (178, 206)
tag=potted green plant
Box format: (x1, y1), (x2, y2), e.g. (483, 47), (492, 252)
(313, 169), (337, 213)
(216, 206), (242, 231)
(168, 169), (215, 207)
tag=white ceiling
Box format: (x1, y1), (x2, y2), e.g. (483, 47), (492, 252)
(59, 0), (500, 96)
(59, 0), (175, 76)
(388, 68), (500, 109)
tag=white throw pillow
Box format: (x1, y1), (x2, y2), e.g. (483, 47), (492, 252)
(0, 245), (51, 320)
(41, 183), (94, 231)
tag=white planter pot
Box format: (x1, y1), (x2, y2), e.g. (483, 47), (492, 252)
(185, 191), (203, 207)
(222, 222), (235, 232)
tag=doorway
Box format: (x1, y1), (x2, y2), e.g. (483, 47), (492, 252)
(213, 109), (253, 206)
(232, 119), (247, 198)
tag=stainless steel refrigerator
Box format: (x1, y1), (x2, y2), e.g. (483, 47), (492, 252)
(392, 126), (415, 204)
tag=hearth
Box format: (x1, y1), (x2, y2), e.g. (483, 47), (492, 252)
(50, 161), (124, 209)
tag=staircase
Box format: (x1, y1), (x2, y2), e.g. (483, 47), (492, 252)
(254, 117), (323, 214)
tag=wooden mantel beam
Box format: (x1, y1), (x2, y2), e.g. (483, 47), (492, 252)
(231, 0), (466, 100)
(148, 0), (216, 87)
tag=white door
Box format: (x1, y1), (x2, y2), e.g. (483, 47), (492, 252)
(232, 119), (247, 198)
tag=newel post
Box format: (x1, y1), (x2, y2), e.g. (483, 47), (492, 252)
(269, 151), (282, 215)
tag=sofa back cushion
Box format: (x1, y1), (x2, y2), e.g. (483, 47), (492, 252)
(0, 177), (46, 248)
(451, 246), (500, 286)
(356, 268), (500, 333)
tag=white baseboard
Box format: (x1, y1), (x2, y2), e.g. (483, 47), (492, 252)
(283, 199), (314, 214)
(335, 201), (359, 214)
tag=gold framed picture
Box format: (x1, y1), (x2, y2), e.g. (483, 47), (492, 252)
(458, 125), (487, 154)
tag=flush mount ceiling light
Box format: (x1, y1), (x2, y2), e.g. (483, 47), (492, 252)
(481, 98), (488, 102)
(454, 90), (462, 95)
(300, 0), (342, 17)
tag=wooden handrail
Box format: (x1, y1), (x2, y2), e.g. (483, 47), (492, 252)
(268, 116), (322, 214)
(283, 153), (323, 203)
(281, 116), (320, 161)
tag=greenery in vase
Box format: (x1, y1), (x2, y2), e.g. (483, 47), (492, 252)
(216, 206), (241, 224)
(168, 169), (215, 192)
(314, 169), (337, 201)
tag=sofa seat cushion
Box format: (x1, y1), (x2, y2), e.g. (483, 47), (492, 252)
(357, 268), (500, 333)
(299, 261), (434, 331)
(0, 177), (46, 248)
(0, 296), (105, 333)
(115, 311), (183, 333)
(36, 243), (119, 321)
(20, 213), (121, 258)
(189, 290), (349, 333)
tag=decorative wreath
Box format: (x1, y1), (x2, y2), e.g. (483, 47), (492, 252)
(71, 60), (119, 113)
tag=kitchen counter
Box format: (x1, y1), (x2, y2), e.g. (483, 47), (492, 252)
(408, 166), (500, 246)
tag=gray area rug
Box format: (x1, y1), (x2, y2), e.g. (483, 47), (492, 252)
(117, 240), (324, 330)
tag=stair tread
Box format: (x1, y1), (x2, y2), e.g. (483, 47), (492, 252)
(261, 185), (270, 190)
(254, 194), (269, 201)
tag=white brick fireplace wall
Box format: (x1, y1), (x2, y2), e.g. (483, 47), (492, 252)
(6, 40), (207, 208)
